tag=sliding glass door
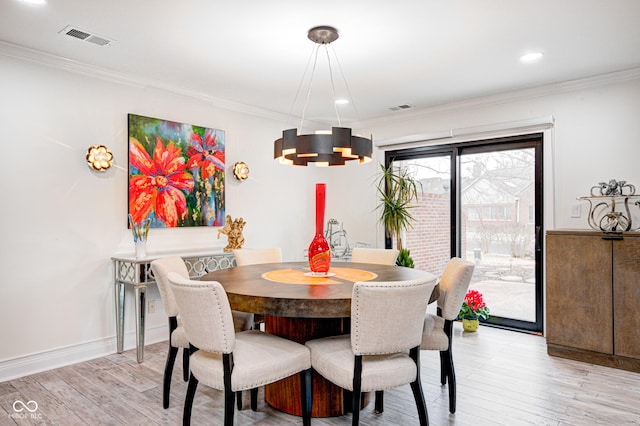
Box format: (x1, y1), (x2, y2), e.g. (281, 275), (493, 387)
(387, 134), (543, 332)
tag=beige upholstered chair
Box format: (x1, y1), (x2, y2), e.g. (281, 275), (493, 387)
(306, 277), (437, 426)
(350, 247), (399, 265)
(421, 257), (475, 413)
(150, 256), (254, 409)
(150, 257), (191, 409)
(233, 247), (282, 266)
(232, 247), (282, 331)
(167, 273), (312, 426)
(350, 247), (400, 414)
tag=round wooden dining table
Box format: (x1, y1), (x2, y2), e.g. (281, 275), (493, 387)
(201, 261), (438, 418)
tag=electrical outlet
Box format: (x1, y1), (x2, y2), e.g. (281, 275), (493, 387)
(148, 299), (157, 314)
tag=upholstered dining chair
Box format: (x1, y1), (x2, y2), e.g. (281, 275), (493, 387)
(350, 247), (400, 413)
(232, 247), (282, 331)
(421, 257), (475, 414)
(150, 256), (254, 409)
(350, 247), (399, 265)
(167, 273), (312, 426)
(149, 256), (193, 409)
(233, 247), (282, 266)
(305, 277), (437, 426)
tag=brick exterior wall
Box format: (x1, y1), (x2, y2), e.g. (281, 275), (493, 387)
(404, 192), (451, 275)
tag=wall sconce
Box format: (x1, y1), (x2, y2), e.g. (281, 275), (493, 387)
(233, 161), (250, 181)
(86, 144), (113, 171)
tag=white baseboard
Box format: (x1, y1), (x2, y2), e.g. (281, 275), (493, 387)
(0, 325), (168, 383)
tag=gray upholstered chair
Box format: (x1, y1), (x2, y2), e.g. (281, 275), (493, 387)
(305, 277), (437, 426)
(350, 247), (399, 265)
(421, 257), (475, 414)
(167, 273), (312, 426)
(150, 256), (254, 409)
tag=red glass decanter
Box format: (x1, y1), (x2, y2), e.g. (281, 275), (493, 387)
(308, 183), (331, 274)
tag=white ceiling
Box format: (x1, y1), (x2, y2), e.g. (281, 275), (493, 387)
(2, 0), (640, 126)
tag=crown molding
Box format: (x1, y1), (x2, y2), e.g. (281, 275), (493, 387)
(3, 41), (639, 130)
(0, 41), (291, 123)
(355, 67), (640, 129)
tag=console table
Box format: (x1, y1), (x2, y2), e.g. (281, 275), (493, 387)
(112, 251), (235, 362)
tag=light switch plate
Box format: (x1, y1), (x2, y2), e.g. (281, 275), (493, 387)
(571, 204), (581, 218)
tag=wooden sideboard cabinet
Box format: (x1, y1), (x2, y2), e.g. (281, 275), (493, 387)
(546, 230), (640, 372)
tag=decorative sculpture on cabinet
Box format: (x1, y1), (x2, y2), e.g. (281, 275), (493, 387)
(580, 179), (640, 233)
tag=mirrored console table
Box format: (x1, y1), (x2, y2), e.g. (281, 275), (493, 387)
(112, 251), (235, 362)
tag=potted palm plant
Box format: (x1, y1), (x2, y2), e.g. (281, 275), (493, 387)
(375, 163), (421, 266)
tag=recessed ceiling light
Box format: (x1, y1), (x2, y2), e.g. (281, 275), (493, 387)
(18, 0), (46, 4)
(335, 99), (349, 105)
(520, 52), (544, 63)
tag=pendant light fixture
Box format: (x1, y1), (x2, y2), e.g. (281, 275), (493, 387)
(274, 26), (372, 167)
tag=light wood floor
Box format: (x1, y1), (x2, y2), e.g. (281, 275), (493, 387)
(2, 324), (639, 425)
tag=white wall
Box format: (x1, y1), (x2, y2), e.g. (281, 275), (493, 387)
(2, 44), (639, 381)
(336, 71), (640, 248)
(0, 51), (332, 380)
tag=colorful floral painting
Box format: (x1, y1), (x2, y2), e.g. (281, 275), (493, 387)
(128, 113), (225, 228)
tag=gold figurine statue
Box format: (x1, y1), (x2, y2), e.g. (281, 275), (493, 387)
(217, 215), (246, 252)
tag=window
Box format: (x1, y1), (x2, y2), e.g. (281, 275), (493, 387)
(483, 206), (497, 220)
(498, 206), (511, 221)
(528, 205), (534, 224)
(467, 207), (480, 221)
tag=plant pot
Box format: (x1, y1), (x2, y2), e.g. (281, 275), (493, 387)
(462, 318), (479, 332)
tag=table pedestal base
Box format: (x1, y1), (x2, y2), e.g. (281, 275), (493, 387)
(264, 316), (368, 417)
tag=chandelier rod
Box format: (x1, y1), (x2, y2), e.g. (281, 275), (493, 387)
(298, 43), (343, 130)
(324, 44), (342, 127)
(330, 43), (361, 123)
(299, 44), (321, 130)
(287, 44), (317, 128)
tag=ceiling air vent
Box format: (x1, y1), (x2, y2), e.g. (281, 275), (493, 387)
(59, 25), (112, 46)
(86, 35), (111, 46)
(389, 104), (415, 112)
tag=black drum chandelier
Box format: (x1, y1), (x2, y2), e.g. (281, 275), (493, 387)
(274, 26), (372, 167)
